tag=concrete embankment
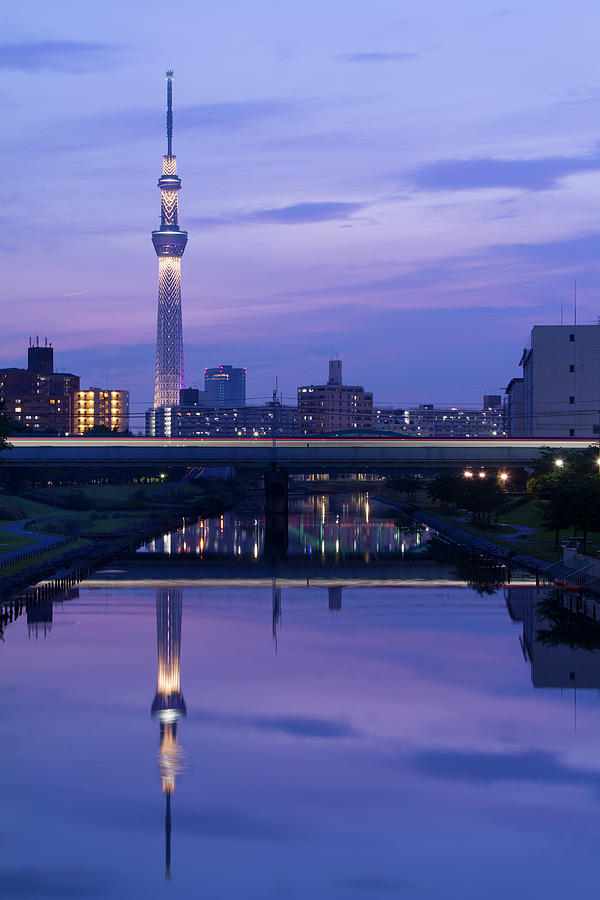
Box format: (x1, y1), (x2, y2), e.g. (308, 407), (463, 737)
(372, 496), (550, 575)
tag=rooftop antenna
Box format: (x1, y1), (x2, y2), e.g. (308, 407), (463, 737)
(560, 305), (563, 325)
(166, 70), (174, 157)
(574, 280), (577, 326)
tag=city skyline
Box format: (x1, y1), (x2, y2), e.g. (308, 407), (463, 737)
(3, 1), (600, 420)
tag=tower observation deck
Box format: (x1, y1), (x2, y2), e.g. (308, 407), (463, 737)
(153, 71), (188, 409)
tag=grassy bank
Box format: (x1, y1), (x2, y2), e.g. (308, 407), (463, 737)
(0, 478), (247, 596)
(378, 492), (577, 564)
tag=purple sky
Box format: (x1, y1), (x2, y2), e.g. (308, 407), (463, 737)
(3, 1), (600, 427)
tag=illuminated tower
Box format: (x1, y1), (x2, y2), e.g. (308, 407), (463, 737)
(151, 588), (186, 880)
(153, 71), (188, 409)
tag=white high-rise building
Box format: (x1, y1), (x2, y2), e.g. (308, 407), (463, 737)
(506, 324), (600, 438)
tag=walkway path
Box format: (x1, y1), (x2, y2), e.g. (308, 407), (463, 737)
(0, 520), (65, 567)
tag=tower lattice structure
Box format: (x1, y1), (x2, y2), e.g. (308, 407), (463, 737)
(153, 71), (188, 409)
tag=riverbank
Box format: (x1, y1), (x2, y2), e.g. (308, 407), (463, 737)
(372, 495), (550, 574)
(0, 479), (247, 599)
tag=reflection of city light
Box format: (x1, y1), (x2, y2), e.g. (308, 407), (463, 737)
(254, 542), (258, 558)
(335, 539), (339, 552)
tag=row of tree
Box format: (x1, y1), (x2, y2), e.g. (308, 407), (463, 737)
(527, 446), (600, 550)
(427, 473), (507, 527)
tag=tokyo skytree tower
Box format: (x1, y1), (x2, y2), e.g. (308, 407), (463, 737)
(152, 71), (188, 408)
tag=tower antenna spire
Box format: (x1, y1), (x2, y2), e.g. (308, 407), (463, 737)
(166, 70), (174, 156)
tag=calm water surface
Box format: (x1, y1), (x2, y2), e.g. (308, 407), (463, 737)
(1, 493), (599, 899)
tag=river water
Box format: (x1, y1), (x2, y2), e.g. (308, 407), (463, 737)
(1, 492), (599, 899)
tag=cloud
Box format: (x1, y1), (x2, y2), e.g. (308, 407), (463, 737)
(0, 41), (115, 73)
(176, 98), (302, 130)
(411, 748), (600, 791)
(339, 52), (418, 63)
(195, 708), (360, 739)
(188, 201), (367, 229)
(498, 232), (600, 266)
(246, 201), (366, 224)
(411, 149), (600, 192)
(27, 97), (304, 155)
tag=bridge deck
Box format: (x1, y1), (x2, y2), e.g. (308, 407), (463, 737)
(1, 437), (595, 470)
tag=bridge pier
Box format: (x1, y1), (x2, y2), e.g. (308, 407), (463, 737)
(264, 466), (288, 563)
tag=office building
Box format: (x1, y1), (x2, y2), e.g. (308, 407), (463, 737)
(178, 388), (212, 406)
(0, 339), (79, 434)
(73, 388), (130, 434)
(505, 324), (600, 438)
(373, 398), (507, 438)
(146, 399), (299, 438)
(204, 366), (246, 407)
(298, 360), (373, 434)
(153, 71), (188, 409)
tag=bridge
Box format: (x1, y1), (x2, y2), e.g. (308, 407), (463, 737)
(0, 436), (592, 472)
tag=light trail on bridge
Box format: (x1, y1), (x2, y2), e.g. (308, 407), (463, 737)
(3, 436), (596, 471)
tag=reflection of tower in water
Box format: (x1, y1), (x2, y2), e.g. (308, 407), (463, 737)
(151, 588), (186, 880)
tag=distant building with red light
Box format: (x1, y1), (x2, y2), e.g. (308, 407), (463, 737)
(204, 365), (246, 407)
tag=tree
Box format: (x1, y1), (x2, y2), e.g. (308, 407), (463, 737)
(0, 401), (12, 453)
(387, 475), (418, 501)
(83, 424), (132, 436)
(529, 454), (600, 551)
(428, 474), (461, 507)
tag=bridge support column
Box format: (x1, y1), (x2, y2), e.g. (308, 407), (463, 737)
(264, 466), (288, 563)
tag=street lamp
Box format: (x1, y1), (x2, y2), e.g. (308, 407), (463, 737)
(500, 472), (509, 483)
(555, 458), (564, 468)
(478, 471), (486, 478)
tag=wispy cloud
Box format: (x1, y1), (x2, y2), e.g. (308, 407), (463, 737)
(411, 149), (600, 192)
(25, 97), (305, 155)
(188, 201), (367, 229)
(245, 201), (366, 224)
(0, 41), (116, 73)
(195, 707), (360, 739)
(339, 51), (418, 63)
(177, 98), (303, 130)
(411, 747), (600, 791)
